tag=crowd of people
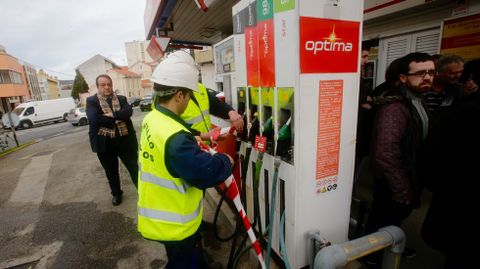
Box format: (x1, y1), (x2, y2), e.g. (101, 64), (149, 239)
(356, 50), (479, 269)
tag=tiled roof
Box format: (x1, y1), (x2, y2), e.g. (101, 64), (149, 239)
(111, 67), (141, 78)
(141, 79), (152, 88)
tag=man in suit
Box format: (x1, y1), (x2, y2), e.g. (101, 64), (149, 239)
(86, 74), (138, 206)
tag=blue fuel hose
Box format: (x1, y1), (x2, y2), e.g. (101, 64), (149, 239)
(280, 211), (291, 269)
(265, 157), (281, 269)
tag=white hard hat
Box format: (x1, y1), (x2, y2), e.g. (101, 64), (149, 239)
(150, 50), (199, 93)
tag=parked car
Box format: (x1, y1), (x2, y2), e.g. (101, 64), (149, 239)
(4, 98), (76, 129)
(139, 98), (153, 112)
(128, 97), (141, 107)
(67, 107), (88, 126)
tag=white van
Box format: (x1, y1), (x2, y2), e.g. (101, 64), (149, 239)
(7, 98), (76, 129)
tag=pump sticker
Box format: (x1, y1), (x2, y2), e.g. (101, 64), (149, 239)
(245, 2), (260, 87)
(300, 17), (360, 73)
(316, 80), (343, 194)
(254, 135), (267, 153)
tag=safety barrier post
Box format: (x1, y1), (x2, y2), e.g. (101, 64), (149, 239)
(313, 226), (405, 269)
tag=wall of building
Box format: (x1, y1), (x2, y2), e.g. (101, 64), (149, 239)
(106, 71), (141, 99)
(0, 52), (29, 98)
(23, 62), (42, 101)
(59, 80), (73, 98)
(363, 0), (480, 85)
(199, 63), (216, 91)
(47, 77), (60, 99)
(125, 40), (154, 67)
(77, 55), (118, 95)
(129, 61), (154, 81)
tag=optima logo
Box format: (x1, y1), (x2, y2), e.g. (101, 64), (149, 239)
(300, 17), (360, 73)
(305, 26), (353, 54)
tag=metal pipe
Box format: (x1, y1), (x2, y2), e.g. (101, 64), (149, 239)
(314, 226), (405, 269)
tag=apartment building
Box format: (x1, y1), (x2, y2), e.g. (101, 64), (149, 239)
(76, 54), (120, 95)
(38, 69), (60, 100)
(59, 80), (74, 98)
(107, 67), (143, 98)
(0, 48), (29, 114)
(125, 40), (157, 93)
(23, 62), (43, 101)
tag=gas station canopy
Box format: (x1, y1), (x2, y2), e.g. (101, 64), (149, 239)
(144, 0), (239, 46)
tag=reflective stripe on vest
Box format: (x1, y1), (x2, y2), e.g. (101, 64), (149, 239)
(138, 200), (202, 224)
(181, 83), (211, 133)
(141, 171), (188, 194)
(138, 109), (203, 241)
(184, 109), (209, 125)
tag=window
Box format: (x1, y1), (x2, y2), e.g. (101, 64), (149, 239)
(13, 107), (24, 116)
(0, 70), (23, 84)
(377, 28), (440, 85)
(0, 70), (11, 83)
(24, 107), (34, 116)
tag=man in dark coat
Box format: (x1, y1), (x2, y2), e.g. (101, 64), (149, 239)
(86, 74), (138, 206)
(364, 53), (434, 265)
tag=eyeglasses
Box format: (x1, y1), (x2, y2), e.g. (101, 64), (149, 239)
(407, 69), (435, 78)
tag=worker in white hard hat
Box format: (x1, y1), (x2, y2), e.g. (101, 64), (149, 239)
(162, 50), (243, 140)
(137, 50), (233, 269)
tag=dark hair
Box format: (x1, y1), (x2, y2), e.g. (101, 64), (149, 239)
(431, 54), (442, 63)
(398, 52), (434, 76)
(436, 55), (464, 73)
(153, 84), (192, 103)
(385, 57), (403, 85)
(95, 74), (112, 86)
(459, 58), (480, 85)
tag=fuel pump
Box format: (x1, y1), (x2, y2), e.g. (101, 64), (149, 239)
(228, 0), (364, 268)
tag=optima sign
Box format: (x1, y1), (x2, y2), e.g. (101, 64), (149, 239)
(300, 17), (360, 73)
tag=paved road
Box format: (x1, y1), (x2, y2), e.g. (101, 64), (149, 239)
(1, 108), (146, 152)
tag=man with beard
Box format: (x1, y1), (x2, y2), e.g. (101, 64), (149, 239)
(364, 53), (434, 266)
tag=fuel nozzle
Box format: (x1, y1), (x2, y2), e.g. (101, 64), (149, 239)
(248, 112), (260, 144)
(263, 116), (273, 134)
(278, 117), (292, 141)
(275, 117), (292, 159)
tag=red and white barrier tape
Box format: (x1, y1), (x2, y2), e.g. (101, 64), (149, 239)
(198, 127), (265, 268)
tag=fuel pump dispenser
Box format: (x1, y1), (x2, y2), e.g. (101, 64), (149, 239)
(226, 0), (364, 268)
(261, 88), (275, 155)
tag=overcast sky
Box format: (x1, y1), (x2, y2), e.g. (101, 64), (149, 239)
(0, 0), (146, 80)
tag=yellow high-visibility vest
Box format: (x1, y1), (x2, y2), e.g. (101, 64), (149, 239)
(181, 83), (211, 133)
(137, 109), (203, 241)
